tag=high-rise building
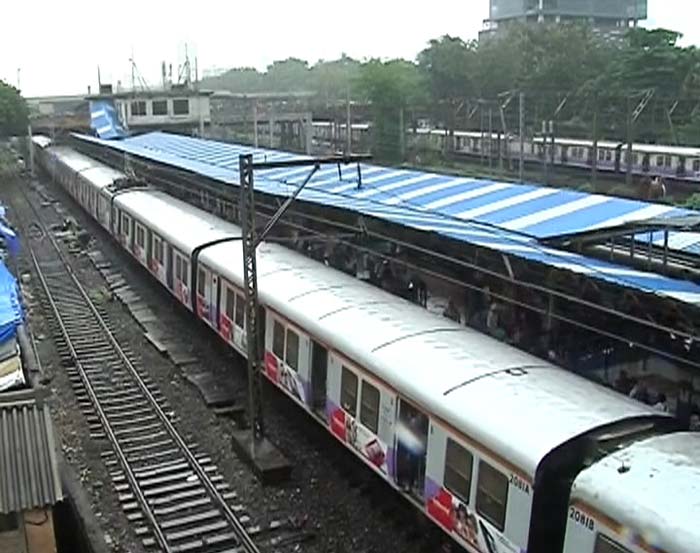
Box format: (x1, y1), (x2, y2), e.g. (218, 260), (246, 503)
(480, 0), (648, 40)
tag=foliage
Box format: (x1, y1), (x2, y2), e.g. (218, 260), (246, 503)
(0, 80), (28, 137)
(200, 24), (700, 151)
(355, 59), (426, 161)
(682, 193), (700, 210)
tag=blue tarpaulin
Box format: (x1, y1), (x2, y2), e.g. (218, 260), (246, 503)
(0, 261), (23, 343)
(89, 99), (128, 140)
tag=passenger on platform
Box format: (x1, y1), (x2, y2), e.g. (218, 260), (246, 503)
(409, 274), (427, 307)
(629, 380), (650, 404)
(653, 393), (669, 413)
(614, 370), (635, 395)
(690, 413), (700, 431)
(443, 299), (461, 323)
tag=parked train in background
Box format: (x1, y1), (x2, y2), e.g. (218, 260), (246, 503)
(312, 122), (700, 183)
(31, 137), (700, 553)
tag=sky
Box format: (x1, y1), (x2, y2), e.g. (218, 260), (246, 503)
(1, 0), (697, 97)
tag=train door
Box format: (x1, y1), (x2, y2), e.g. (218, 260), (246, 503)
(196, 266), (212, 323)
(395, 399), (429, 501)
(310, 340), (328, 418)
(166, 244), (174, 291)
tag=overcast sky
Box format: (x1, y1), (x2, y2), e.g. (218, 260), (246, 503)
(2, 0), (697, 97)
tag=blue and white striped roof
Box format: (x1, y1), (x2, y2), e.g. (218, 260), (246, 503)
(73, 132), (700, 306)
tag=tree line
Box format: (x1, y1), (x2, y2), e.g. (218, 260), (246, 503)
(0, 80), (28, 138)
(203, 25), (700, 161)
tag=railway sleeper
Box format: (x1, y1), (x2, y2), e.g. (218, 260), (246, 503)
(118, 478), (228, 502)
(111, 421), (165, 438)
(116, 457), (214, 479)
(113, 430), (168, 447)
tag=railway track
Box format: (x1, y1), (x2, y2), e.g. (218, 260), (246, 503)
(13, 185), (262, 552)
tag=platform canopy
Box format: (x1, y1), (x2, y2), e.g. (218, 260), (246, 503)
(74, 132), (700, 306)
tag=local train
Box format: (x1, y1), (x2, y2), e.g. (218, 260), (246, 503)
(312, 122), (700, 183)
(33, 137), (700, 553)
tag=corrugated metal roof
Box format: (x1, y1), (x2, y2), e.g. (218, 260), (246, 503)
(72, 132), (700, 306)
(0, 390), (62, 513)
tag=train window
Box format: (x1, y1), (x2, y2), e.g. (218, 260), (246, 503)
(175, 256), (182, 280)
(181, 260), (189, 285)
(605, 151), (612, 161)
(136, 225), (145, 248)
(152, 100), (168, 116)
(131, 101), (147, 117)
(225, 288), (235, 320)
(693, 159), (700, 172)
(476, 461), (508, 531)
(598, 150), (605, 161)
(359, 380), (380, 433)
(593, 535), (633, 553)
(122, 213), (131, 235)
(656, 155), (664, 167)
(153, 235), (164, 263)
(235, 293), (245, 328)
(444, 438), (474, 504)
(664, 155), (672, 167)
(173, 98), (190, 115)
(272, 320), (285, 359)
(197, 268), (206, 295)
(340, 367), (358, 417)
(285, 329), (299, 371)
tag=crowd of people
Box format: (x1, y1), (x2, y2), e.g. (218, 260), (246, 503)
(288, 230), (700, 430)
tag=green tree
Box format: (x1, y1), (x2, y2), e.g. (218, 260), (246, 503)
(355, 59), (427, 162)
(0, 80), (28, 137)
(310, 55), (361, 106)
(265, 58), (311, 92)
(418, 35), (477, 142)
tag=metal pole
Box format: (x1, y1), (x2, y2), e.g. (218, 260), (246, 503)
(519, 92), (524, 182)
(28, 124), (34, 177)
(592, 94), (599, 188)
(269, 106), (275, 148)
(550, 119), (555, 173)
(488, 107), (493, 174)
(239, 154), (265, 440)
(399, 105), (406, 161)
(626, 96), (633, 187)
(253, 101), (259, 148)
(346, 88), (352, 154)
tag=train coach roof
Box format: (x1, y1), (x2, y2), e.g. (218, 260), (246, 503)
(201, 237), (662, 476)
(570, 433), (700, 553)
(114, 190), (239, 255)
(73, 132), (700, 307)
(46, 146), (125, 189)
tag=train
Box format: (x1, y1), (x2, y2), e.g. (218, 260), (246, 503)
(311, 122), (700, 184)
(32, 137), (700, 553)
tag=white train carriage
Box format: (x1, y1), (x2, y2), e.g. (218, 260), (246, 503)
(564, 432), (700, 553)
(104, 171), (673, 553)
(42, 145), (124, 228)
(113, 190), (238, 313)
(36, 141), (696, 553)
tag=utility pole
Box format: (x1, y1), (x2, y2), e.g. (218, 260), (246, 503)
(253, 100), (259, 148)
(519, 92), (525, 183)
(345, 91), (352, 154)
(592, 94), (599, 187)
(399, 105), (406, 162)
(626, 95), (633, 187)
(488, 107), (493, 174)
(237, 151), (370, 461)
